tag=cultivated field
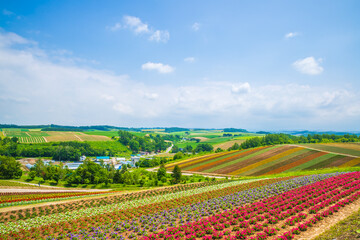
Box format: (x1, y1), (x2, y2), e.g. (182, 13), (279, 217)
(2, 129), (110, 143)
(1, 172), (360, 239)
(166, 144), (360, 176)
(213, 139), (246, 150)
(298, 143), (360, 157)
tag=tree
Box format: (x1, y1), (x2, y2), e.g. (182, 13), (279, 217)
(171, 145), (179, 153)
(157, 164), (167, 180)
(195, 143), (213, 152)
(172, 165), (182, 184)
(129, 140), (140, 153)
(0, 156), (22, 179)
(173, 152), (184, 160)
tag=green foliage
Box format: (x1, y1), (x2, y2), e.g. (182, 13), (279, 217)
(0, 137), (130, 159)
(135, 157), (170, 168)
(223, 128), (248, 133)
(195, 143), (214, 152)
(173, 152), (184, 160)
(172, 165), (182, 184)
(157, 164), (167, 180)
(118, 130), (170, 153)
(0, 156), (22, 179)
(65, 160), (109, 185)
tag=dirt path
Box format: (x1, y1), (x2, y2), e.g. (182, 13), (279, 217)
(289, 144), (360, 158)
(294, 197), (360, 240)
(3, 181), (112, 192)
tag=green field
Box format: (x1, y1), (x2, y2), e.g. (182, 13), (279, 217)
(83, 130), (119, 137)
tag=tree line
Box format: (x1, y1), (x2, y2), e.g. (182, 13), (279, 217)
(0, 138), (130, 160)
(118, 130), (171, 153)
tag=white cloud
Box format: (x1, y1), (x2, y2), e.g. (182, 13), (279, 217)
(149, 30), (169, 43)
(108, 16), (169, 43)
(3, 9), (14, 16)
(0, 30), (359, 130)
(144, 92), (159, 100)
(285, 32), (299, 39)
(192, 22), (201, 31)
(184, 57), (195, 63)
(123, 16), (149, 34)
(0, 31), (32, 47)
(141, 62), (174, 74)
(107, 23), (121, 32)
(113, 103), (133, 114)
(231, 82), (251, 94)
(101, 94), (115, 101)
(293, 57), (324, 75)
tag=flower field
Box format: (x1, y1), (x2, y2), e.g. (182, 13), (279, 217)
(0, 191), (115, 208)
(0, 171), (358, 239)
(167, 145), (360, 176)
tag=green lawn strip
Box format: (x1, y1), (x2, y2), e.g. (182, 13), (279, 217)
(242, 148), (310, 176)
(183, 151), (244, 171)
(314, 207), (360, 240)
(284, 153), (337, 173)
(300, 144), (360, 157)
(203, 145), (280, 173)
(303, 154), (346, 170)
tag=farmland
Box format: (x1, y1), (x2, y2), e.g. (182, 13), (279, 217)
(2, 129), (111, 143)
(0, 172), (359, 239)
(166, 144), (360, 176)
(298, 143), (360, 157)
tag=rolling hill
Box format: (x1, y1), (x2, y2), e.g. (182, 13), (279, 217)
(166, 144), (360, 176)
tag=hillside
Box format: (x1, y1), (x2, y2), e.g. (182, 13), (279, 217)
(1, 129), (110, 143)
(166, 144), (360, 176)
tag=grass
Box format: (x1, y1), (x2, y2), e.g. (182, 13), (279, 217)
(314, 207), (360, 240)
(83, 130), (119, 137)
(0, 180), (40, 188)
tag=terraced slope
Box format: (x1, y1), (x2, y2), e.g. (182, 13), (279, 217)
(167, 144), (360, 176)
(297, 143), (360, 157)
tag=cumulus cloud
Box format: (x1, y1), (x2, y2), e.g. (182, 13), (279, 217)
(0, 30), (359, 130)
(107, 23), (121, 32)
(141, 62), (174, 74)
(0, 31), (32, 46)
(108, 15), (169, 43)
(184, 57), (195, 63)
(285, 32), (299, 39)
(192, 22), (201, 31)
(2, 9), (14, 16)
(231, 83), (251, 94)
(123, 15), (149, 34)
(293, 57), (324, 75)
(149, 30), (170, 42)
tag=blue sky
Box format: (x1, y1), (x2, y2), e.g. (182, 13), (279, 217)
(0, 0), (360, 131)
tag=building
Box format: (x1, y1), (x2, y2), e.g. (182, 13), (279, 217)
(80, 155), (86, 161)
(96, 156), (110, 161)
(130, 156), (140, 166)
(65, 162), (83, 170)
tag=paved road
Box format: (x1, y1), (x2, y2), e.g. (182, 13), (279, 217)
(165, 144), (174, 153)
